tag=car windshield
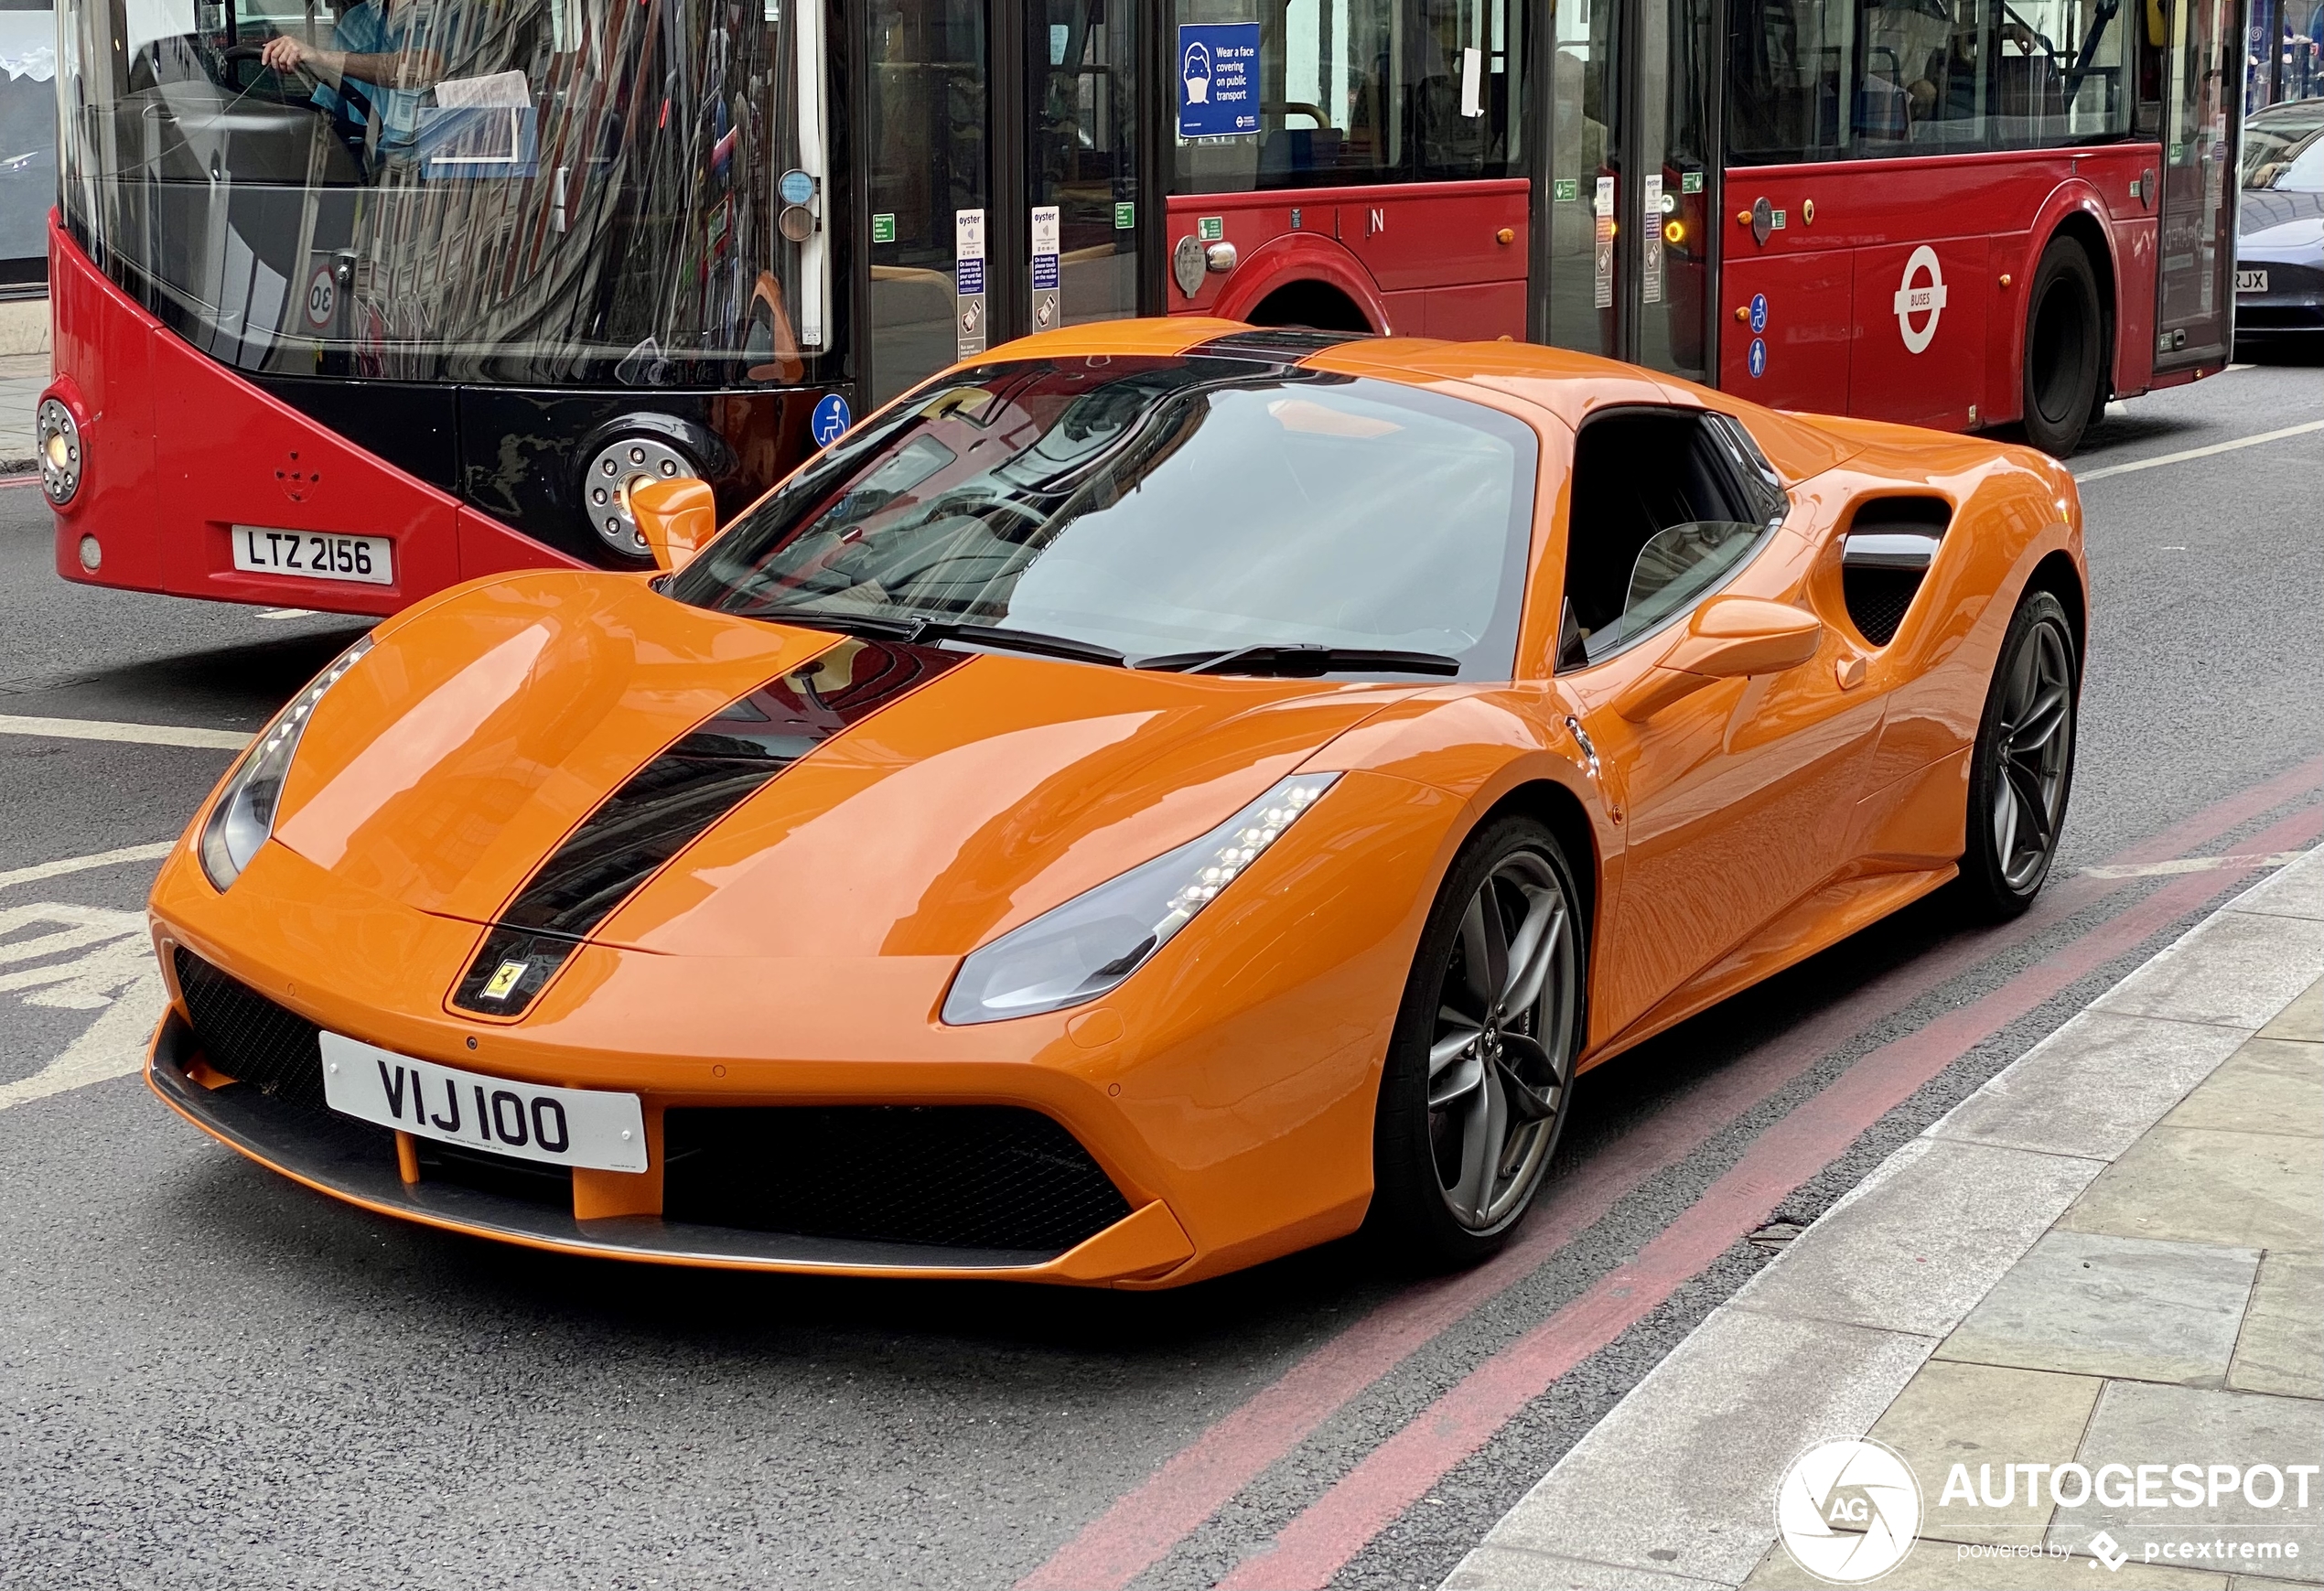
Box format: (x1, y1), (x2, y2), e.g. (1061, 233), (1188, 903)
(669, 357), (1540, 679)
(2243, 109), (2324, 189)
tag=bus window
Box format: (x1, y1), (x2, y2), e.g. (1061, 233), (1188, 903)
(61, 0), (818, 388)
(1174, 0), (1525, 193)
(1028, 0), (1138, 329)
(867, 1), (990, 406)
(1726, 0), (2133, 162)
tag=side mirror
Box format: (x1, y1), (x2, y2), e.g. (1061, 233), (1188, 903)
(628, 476), (716, 573)
(1615, 596), (1824, 721)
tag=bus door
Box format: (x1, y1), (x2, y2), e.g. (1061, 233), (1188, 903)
(2152, 0), (2238, 368)
(1535, 0), (1722, 382)
(859, 0), (1147, 407)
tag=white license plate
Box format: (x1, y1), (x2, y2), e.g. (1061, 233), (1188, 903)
(2235, 269), (2268, 294)
(231, 526), (394, 586)
(319, 1032), (648, 1173)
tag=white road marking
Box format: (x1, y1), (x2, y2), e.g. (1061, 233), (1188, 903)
(0, 714), (250, 750)
(0, 842), (177, 892)
(0, 901), (161, 1113)
(2081, 849), (2308, 879)
(2074, 417), (2324, 482)
(256, 607), (317, 620)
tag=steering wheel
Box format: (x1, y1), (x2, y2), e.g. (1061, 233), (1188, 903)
(219, 43), (316, 105)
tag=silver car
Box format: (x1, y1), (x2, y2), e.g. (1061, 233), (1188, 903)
(2238, 98), (2324, 351)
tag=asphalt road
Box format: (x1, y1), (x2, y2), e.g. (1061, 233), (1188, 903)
(3, 361), (2321, 1591)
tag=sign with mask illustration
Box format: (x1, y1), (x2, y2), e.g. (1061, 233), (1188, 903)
(1177, 23), (1259, 139)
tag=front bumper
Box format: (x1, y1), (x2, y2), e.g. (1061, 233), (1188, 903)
(148, 1004), (1198, 1283)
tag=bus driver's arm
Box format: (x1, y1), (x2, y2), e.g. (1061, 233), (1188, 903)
(258, 33), (445, 91)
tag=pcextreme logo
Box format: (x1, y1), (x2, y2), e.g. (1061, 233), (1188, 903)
(1777, 1439), (1923, 1584)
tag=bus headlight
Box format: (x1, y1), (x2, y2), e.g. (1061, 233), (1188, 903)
(941, 773), (1339, 1025)
(199, 635), (374, 891)
(38, 397), (82, 506)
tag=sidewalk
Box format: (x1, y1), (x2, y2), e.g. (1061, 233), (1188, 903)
(1449, 848), (2324, 1591)
(0, 349), (52, 471)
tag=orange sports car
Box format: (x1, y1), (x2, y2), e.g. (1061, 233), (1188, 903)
(146, 320), (2086, 1287)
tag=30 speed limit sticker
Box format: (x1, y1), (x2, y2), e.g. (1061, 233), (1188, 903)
(304, 265), (337, 329)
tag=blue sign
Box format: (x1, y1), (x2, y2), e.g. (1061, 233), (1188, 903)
(1749, 293), (1769, 334)
(1178, 23), (1260, 138)
(1747, 338), (1768, 379)
(956, 256), (985, 296)
(812, 393), (852, 446)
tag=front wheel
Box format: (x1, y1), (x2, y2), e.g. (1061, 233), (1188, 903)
(1369, 816), (1586, 1269)
(1958, 590), (2079, 919)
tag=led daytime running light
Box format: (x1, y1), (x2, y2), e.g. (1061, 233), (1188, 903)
(199, 635), (373, 891)
(941, 771), (1340, 1025)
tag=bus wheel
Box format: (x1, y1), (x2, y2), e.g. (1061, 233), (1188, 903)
(2021, 239), (2103, 458)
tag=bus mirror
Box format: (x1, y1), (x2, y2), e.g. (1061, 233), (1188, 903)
(629, 476), (716, 573)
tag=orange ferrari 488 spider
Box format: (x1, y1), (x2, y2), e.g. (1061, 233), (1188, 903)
(147, 320), (2086, 1287)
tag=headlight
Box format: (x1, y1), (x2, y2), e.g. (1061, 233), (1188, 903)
(199, 635), (374, 891)
(38, 397), (82, 506)
(941, 772), (1340, 1025)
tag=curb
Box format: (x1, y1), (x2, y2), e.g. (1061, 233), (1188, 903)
(1447, 844), (2324, 1590)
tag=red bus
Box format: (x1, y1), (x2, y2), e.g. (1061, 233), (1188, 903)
(46, 0), (2241, 616)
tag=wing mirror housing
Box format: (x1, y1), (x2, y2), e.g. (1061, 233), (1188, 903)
(628, 476), (717, 573)
(1614, 596), (1824, 721)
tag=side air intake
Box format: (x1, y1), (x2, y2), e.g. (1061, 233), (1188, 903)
(1840, 498), (1951, 647)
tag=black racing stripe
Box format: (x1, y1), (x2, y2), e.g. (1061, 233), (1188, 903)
(451, 637), (964, 1017)
(1185, 328), (1372, 362)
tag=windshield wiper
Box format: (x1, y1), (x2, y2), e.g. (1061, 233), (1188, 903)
(1137, 643), (1462, 678)
(750, 606), (1128, 668)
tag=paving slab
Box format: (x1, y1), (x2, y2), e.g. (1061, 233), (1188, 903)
(1739, 1536), (2232, 1588)
(1936, 1229), (2260, 1386)
(2045, 1381), (2324, 1584)
(2159, 1038), (2324, 1138)
(2092, 911), (2324, 1031)
(2232, 857), (2324, 923)
(2056, 1127), (2324, 1253)
(1932, 1011), (2253, 1161)
(1729, 1136), (2102, 1338)
(1866, 1360), (2103, 1547)
(2229, 1252), (2324, 1400)
(2259, 978), (2323, 1044)
(1441, 1544), (1734, 1590)
(1452, 1308), (1932, 1588)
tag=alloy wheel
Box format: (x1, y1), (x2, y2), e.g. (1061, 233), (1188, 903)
(1991, 618), (2073, 889)
(1426, 851), (1578, 1231)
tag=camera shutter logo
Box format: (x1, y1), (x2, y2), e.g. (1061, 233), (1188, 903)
(1777, 1438), (1923, 1583)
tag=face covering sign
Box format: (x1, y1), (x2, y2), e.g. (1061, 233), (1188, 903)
(1177, 23), (1259, 138)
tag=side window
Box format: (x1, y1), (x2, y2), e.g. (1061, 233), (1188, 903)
(1174, 0), (1527, 193)
(1557, 409), (1789, 670)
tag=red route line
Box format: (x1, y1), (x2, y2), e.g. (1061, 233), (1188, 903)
(1016, 753), (2324, 1591)
(1217, 799), (2324, 1591)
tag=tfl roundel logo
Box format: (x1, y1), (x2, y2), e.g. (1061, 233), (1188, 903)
(1893, 246), (1949, 355)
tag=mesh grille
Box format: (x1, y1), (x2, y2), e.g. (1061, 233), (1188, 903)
(663, 1106), (1133, 1255)
(173, 947), (328, 1110)
(1843, 565), (1924, 648)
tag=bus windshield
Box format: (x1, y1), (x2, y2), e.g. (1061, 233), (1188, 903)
(59, 0), (816, 387)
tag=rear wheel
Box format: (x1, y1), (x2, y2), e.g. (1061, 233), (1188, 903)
(1958, 590), (2079, 919)
(1370, 817), (1585, 1268)
(2021, 240), (2104, 457)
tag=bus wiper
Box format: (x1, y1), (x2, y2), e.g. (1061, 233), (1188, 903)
(1137, 643), (1461, 678)
(753, 605), (1127, 667)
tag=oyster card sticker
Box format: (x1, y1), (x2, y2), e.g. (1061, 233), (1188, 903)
(319, 1031), (649, 1173)
(955, 208), (987, 360)
(1031, 204), (1060, 330)
(1593, 177), (1616, 309)
(1178, 23), (1259, 138)
(1641, 174), (1663, 305)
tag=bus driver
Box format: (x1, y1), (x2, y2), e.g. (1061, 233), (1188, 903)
(257, 0), (447, 158)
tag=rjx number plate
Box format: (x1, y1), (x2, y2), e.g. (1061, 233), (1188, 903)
(319, 1032), (648, 1173)
(231, 526), (394, 586)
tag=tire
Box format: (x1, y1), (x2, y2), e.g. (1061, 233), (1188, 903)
(2021, 239), (2104, 458)
(1958, 589), (2079, 919)
(1369, 815), (1587, 1269)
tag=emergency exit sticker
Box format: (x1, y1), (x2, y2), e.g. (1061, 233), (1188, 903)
(872, 212), (896, 244)
(1554, 177), (1579, 203)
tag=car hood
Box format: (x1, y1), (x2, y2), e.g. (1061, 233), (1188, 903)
(270, 573), (1415, 961)
(2240, 189), (2324, 253)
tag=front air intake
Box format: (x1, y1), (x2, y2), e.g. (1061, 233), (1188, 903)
(1840, 498), (1951, 647)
